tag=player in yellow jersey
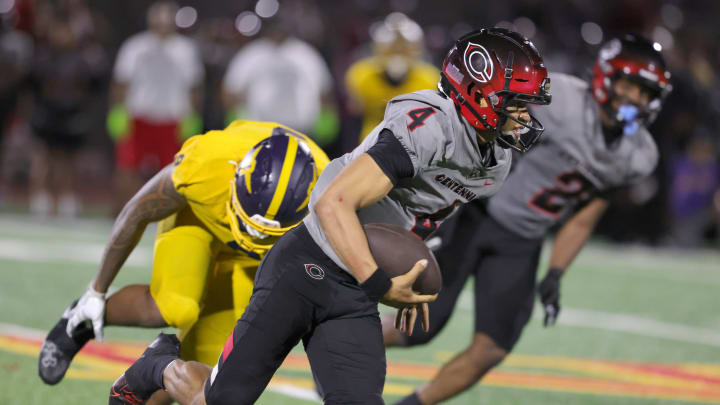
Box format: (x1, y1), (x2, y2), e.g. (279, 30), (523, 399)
(345, 12), (440, 143)
(38, 121), (330, 397)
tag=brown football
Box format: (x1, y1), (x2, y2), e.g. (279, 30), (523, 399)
(363, 223), (442, 295)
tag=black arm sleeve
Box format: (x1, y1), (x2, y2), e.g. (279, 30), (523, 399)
(366, 129), (415, 185)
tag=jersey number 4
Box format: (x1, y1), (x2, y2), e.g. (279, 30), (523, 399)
(407, 107), (436, 132)
(528, 172), (597, 218)
(411, 200), (461, 239)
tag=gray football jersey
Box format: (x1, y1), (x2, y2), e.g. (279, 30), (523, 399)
(304, 90), (512, 271)
(487, 73), (659, 239)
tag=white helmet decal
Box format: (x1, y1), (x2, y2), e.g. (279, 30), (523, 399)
(463, 42), (494, 83)
(599, 38), (621, 62)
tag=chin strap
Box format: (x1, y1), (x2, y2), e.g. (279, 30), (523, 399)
(495, 51), (516, 148)
(601, 123), (623, 146)
(478, 141), (497, 167)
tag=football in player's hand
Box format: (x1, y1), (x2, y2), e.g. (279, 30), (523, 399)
(363, 223), (442, 294)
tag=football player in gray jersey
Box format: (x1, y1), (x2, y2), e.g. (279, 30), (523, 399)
(385, 34), (671, 405)
(107, 28), (551, 405)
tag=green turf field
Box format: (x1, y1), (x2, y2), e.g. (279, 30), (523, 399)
(0, 214), (718, 405)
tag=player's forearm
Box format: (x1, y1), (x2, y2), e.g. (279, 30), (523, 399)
(548, 221), (595, 272)
(314, 154), (394, 283)
(315, 197), (378, 284)
(92, 211), (149, 293)
(548, 199), (608, 271)
(93, 166), (186, 293)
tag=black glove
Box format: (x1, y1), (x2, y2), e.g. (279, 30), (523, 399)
(537, 267), (563, 327)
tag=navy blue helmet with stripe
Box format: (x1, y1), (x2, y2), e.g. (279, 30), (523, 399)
(227, 129), (318, 254)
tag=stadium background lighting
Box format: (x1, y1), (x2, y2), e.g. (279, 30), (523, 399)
(236, 11), (262, 36)
(175, 6), (197, 29)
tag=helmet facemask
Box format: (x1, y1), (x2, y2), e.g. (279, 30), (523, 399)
(491, 65), (551, 152)
(600, 73), (670, 137)
(227, 176), (280, 255)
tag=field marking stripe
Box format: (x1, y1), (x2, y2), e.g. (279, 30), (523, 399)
(624, 363), (720, 386)
(4, 326), (720, 403)
(679, 364), (720, 378)
(500, 354), (720, 386)
(268, 374), (720, 404)
(277, 354), (720, 398)
(0, 238), (152, 266)
(455, 290), (720, 347)
(559, 308), (720, 347)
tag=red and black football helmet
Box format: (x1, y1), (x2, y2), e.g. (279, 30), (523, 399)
(439, 28), (551, 152)
(591, 34), (672, 131)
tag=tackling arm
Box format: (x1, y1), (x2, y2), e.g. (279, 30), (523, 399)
(67, 165), (186, 339)
(93, 165), (187, 293)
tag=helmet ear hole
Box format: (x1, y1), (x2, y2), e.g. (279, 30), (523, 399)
(478, 95), (488, 108)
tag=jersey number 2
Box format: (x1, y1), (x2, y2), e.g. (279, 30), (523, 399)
(407, 107), (436, 132)
(528, 172), (597, 218)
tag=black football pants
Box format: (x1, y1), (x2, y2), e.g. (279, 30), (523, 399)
(204, 223), (385, 405)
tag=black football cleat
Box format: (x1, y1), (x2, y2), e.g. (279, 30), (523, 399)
(38, 300), (95, 385)
(109, 333), (181, 405)
(109, 375), (150, 405)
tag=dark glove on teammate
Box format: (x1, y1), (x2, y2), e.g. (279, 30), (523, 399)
(537, 267), (563, 327)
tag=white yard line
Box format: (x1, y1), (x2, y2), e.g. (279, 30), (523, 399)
(0, 322), (47, 339)
(543, 240), (720, 279)
(456, 291), (720, 347)
(0, 215), (114, 239)
(558, 308), (720, 347)
(0, 238), (153, 267)
(268, 384), (321, 403)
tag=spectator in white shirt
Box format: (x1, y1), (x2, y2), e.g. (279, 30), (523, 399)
(108, 1), (204, 211)
(222, 21), (337, 149)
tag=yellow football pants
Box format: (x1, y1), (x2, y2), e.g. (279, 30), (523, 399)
(149, 210), (258, 365)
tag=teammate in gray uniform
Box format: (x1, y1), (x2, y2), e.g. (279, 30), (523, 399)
(108, 28), (551, 405)
(385, 34), (672, 405)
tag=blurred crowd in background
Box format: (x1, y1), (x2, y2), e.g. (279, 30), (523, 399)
(0, 0), (718, 248)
